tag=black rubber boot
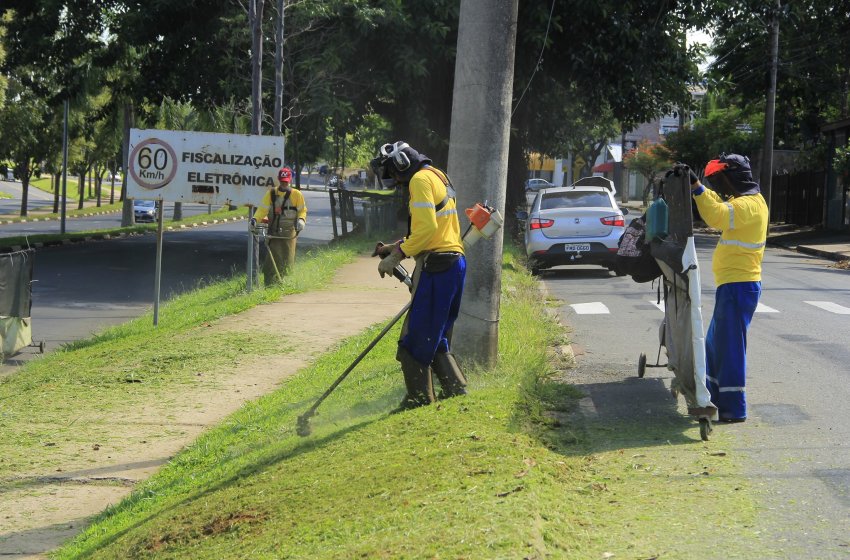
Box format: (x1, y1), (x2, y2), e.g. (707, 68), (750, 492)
(395, 346), (435, 411)
(431, 351), (467, 399)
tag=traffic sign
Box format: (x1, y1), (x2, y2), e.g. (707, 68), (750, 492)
(127, 129), (285, 207)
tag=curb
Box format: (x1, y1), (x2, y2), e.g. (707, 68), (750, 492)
(0, 215), (247, 253)
(795, 245), (850, 262)
(0, 209), (121, 225)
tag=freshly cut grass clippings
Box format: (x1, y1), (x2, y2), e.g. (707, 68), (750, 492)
(50, 246), (768, 559)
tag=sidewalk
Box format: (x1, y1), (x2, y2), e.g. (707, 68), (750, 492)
(767, 225), (850, 262)
(0, 254), (411, 558)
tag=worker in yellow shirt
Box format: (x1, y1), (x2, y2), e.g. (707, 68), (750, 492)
(252, 167), (307, 283)
(371, 141), (467, 410)
(685, 153), (768, 423)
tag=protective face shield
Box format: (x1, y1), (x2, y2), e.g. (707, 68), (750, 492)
(370, 141), (411, 188)
(704, 153), (760, 197)
(370, 155), (398, 189)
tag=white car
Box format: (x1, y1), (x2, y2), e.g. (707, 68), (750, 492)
(519, 177), (628, 275)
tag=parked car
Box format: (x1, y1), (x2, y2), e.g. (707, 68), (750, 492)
(518, 180), (628, 276)
(133, 199), (157, 222)
(524, 178), (555, 208)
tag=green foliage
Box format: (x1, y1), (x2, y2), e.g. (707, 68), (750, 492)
(664, 107), (763, 172)
(624, 139), (675, 202)
(707, 0), (850, 149)
(834, 144), (850, 180)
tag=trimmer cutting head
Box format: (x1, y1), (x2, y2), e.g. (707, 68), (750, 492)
(296, 414), (313, 437)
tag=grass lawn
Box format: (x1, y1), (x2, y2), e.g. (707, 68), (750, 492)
(33, 245), (771, 559)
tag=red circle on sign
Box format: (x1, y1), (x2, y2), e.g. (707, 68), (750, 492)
(129, 138), (178, 190)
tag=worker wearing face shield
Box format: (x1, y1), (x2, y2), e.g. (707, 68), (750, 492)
(371, 141), (468, 411)
(684, 153), (768, 422)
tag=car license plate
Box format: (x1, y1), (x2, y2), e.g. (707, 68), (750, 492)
(564, 243), (591, 252)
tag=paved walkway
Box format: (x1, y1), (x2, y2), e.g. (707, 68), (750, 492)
(0, 254), (411, 559)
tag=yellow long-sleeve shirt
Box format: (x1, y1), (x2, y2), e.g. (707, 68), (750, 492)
(399, 166), (464, 258)
(254, 187), (307, 222)
(692, 186), (768, 286)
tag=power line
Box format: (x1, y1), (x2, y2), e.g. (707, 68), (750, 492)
(511, 0), (556, 118)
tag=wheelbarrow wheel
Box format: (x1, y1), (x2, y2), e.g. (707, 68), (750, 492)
(699, 418), (713, 441)
(638, 353), (646, 378)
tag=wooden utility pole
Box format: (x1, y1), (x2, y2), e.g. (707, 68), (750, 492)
(760, 0), (780, 212)
(448, 0), (519, 367)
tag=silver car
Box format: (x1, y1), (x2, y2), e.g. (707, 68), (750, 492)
(520, 178), (628, 275)
(133, 199), (157, 223)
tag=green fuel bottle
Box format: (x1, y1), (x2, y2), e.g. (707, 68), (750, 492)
(645, 197), (668, 242)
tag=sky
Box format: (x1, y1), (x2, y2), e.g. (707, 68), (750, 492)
(687, 28), (715, 72)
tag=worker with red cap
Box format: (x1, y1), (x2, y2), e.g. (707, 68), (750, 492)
(253, 166), (307, 283)
(684, 153), (768, 423)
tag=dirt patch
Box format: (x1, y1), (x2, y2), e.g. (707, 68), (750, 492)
(0, 255), (410, 559)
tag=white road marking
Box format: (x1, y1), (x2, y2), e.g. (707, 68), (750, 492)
(570, 302), (610, 314)
(804, 301), (850, 315)
(756, 303), (779, 313)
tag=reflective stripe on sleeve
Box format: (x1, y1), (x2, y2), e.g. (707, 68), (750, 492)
(412, 202), (436, 209)
(718, 239), (766, 249)
(436, 208), (458, 218)
(725, 202), (735, 229)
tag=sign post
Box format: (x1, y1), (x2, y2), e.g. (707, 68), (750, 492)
(126, 129), (285, 322)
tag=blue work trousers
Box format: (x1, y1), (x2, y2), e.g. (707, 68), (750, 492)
(400, 256), (466, 365)
(705, 281), (761, 420)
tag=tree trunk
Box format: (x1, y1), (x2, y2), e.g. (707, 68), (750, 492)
(249, 0), (265, 136)
(18, 160), (30, 217)
(121, 101), (135, 226)
(53, 172), (60, 214)
(448, 0), (519, 367)
(78, 170), (86, 210)
(273, 0), (285, 137)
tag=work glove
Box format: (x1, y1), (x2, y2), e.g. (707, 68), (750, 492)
(378, 243), (405, 278)
(295, 218), (305, 232)
(372, 241), (395, 258)
(249, 217), (258, 233)
(673, 163), (700, 186)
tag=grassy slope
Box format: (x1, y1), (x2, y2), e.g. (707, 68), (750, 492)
(49, 247), (770, 560)
(0, 239), (361, 481)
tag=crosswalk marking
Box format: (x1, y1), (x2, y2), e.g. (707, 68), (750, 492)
(804, 301), (850, 315)
(651, 301), (780, 313)
(580, 299), (849, 317)
(570, 302), (610, 314)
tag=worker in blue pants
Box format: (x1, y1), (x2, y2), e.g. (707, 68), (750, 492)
(683, 153), (768, 422)
(371, 141), (468, 410)
(704, 282), (761, 419)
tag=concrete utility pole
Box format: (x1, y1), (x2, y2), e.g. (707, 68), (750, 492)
(760, 0), (780, 213)
(448, 0), (519, 367)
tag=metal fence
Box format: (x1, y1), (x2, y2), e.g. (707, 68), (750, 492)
(328, 188), (402, 239)
(770, 170), (825, 227)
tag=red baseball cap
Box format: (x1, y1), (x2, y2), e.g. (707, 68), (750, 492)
(278, 167), (293, 183)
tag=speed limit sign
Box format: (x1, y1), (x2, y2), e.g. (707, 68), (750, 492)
(129, 138), (178, 190)
(127, 129), (284, 206)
